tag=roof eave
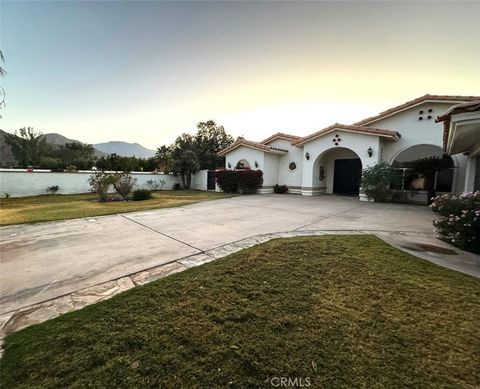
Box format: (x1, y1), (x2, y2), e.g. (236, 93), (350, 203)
(217, 144), (266, 156)
(217, 142), (288, 156)
(266, 149), (288, 155)
(261, 133), (301, 145)
(355, 95), (480, 126)
(292, 126), (400, 146)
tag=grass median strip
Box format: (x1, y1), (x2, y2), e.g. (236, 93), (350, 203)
(0, 191), (235, 226)
(1, 235), (479, 388)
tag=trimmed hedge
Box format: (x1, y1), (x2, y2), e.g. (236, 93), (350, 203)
(215, 169), (263, 194)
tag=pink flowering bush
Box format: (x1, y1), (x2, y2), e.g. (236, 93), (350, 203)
(430, 191), (480, 254)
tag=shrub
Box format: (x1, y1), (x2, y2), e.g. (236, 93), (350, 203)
(112, 172), (137, 200)
(215, 170), (238, 193)
(46, 185), (59, 194)
(274, 184), (288, 194)
(237, 170), (263, 194)
(132, 189), (152, 201)
(173, 183), (182, 191)
(215, 169), (263, 194)
(431, 191), (480, 254)
(361, 163), (400, 202)
(88, 171), (117, 202)
(40, 157), (64, 170)
(65, 165), (78, 172)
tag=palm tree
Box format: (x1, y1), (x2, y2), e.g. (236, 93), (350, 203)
(171, 149), (200, 189)
(155, 145), (171, 173)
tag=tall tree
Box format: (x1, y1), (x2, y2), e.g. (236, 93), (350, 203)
(195, 120), (234, 169)
(53, 142), (96, 168)
(170, 133), (200, 189)
(156, 121), (233, 187)
(4, 127), (49, 167)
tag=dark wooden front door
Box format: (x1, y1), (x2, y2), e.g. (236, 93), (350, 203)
(207, 170), (216, 190)
(333, 159), (362, 195)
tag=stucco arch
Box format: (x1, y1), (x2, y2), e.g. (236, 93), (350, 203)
(390, 143), (457, 193)
(300, 130), (382, 196)
(306, 147), (364, 195)
(390, 144), (456, 167)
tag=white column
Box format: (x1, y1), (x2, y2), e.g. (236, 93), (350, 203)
(463, 156), (476, 194)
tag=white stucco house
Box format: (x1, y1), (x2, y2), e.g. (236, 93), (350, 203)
(218, 94), (480, 199)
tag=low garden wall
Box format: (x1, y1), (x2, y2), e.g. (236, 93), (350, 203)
(191, 170), (208, 191)
(0, 169), (184, 197)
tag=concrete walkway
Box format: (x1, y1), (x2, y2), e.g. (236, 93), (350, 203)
(1, 194), (479, 339)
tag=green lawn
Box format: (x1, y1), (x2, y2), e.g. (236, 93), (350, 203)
(1, 236), (479, 388)
(0, 191), (234, 226)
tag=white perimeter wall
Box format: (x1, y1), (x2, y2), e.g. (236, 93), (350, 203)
(191, 170), (208, 191)
(0, 170), (212, 197)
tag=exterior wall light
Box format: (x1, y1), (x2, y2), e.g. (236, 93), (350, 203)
(305, 152), (310, 160)
(367, 147), (373, 158)
(227, 162), (232, 169)
(254, 161), (259, 168)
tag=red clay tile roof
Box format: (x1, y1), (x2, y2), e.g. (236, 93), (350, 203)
(219, 95), (479, 154)
(292, 123), (400, 146)
(436, 100), (480, 151)
(354, 94), (480, 126)
(436, 100), (480, 122)
(217, 138), (289, 156)
(260, 132), (301, 145)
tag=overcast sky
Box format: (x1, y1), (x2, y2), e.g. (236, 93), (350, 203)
(1, 1), (479, 149)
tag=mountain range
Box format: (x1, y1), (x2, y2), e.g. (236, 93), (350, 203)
(93, 141), (156, 158)
(42, 133), (156, 158)
(0, 130), (156, 165)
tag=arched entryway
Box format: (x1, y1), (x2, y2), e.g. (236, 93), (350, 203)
(313, 147), (363, 196)
(391, 144), (455, 193)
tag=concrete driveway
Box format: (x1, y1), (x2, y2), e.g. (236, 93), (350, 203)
(1, 194), (478, 319)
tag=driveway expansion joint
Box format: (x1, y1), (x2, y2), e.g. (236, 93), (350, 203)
(120, 214), (204, 253)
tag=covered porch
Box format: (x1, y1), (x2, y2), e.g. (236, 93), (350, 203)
(438, 100), (480, 193)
